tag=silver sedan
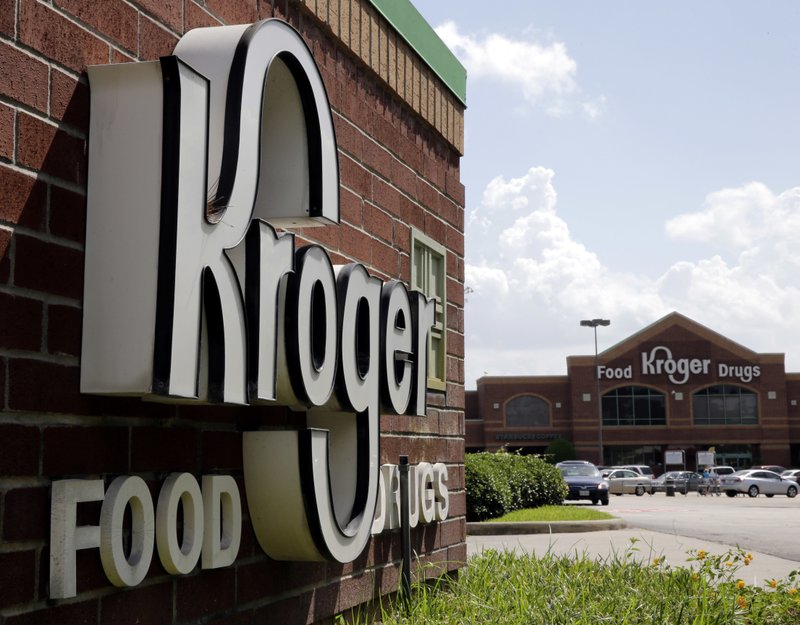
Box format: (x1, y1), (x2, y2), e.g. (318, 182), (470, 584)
(604, 469), (652, 496)
(720, 469), (799, 498)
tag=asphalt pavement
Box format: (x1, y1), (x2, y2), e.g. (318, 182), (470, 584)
(467, 493), (800, 584)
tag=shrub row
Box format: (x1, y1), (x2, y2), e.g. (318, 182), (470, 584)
(465, 451), (568, 521)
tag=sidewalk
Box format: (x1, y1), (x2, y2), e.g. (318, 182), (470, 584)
(467, 526), (799, 584)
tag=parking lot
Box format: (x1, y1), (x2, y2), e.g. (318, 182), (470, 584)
(603, 490), (800, 562)
(468, 491), (800, 582)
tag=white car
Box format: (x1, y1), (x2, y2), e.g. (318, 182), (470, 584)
(720, 470), (799, 498)
(604, 469), (652, 496)
(780, 469), (800, 483)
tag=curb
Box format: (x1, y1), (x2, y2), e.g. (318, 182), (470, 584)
(466, 518), (628, 536)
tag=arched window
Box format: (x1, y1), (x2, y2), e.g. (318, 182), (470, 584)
(505, 395), (550, 427)
(693, 385), (757, 425)
(602, 386), (666, 426)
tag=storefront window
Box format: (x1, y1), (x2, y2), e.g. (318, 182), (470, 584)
(602, 386), (666, 426)
(411, 229), (446, 391)
(693, 385), (758, 425)
(505, 395), (550, 427)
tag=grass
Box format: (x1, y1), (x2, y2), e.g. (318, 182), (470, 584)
(337, 542), (800, 625)
(489, 504), (614, 522)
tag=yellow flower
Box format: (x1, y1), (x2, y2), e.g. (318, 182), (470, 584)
(697, 550), (708, 560)
(653, 557), (662, 566)
(744, 558), (751, 566)
(736, 580), (746, 589)
(692, 573), (699, 582)
(736, 595), (747, 610)
(725, 560), (733, 567)
(788, 587), (798, 595)
(747, 552), (753, 559)
(769, 579), (779, 589)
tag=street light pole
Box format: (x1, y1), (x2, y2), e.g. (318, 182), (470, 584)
(580, 318), (610, 465)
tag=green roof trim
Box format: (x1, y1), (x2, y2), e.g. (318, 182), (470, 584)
(368, 0), (467, 105)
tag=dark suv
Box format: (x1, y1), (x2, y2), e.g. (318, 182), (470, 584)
(556, 460), (609, 506)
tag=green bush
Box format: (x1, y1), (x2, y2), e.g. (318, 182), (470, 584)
(465, 451), (567, 521)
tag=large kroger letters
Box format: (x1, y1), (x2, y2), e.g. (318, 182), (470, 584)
(80, 19), (436, 569)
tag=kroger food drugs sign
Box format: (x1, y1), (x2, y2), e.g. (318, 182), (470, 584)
(53, 19), (449, 600)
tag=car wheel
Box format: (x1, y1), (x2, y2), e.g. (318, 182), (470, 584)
(788, 485), (798, 498)
(766, 494), (774, 498)
(635, 485), (645, 496)
(725, 491), (737, 498)
(591, 499), (599, 505)
(614, 493), (622, 496)
(748, 485), (759, 498)
(601, 498), (609, 506)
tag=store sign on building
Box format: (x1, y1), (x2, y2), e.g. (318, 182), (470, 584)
(51, 19), (449, 600)
(597, 345), (761, 385)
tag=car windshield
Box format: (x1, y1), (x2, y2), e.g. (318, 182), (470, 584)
(559, 466), (600, 477)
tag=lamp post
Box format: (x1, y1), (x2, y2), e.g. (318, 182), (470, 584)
(580, 318), (610, 465)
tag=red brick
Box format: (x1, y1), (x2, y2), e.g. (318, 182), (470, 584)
(372, 240), (399, 277)
(55, 0), (138, 53)
(237, 559), (326, 605)
(3, 487), (48, 541)
(0, 168), (47, 230)
(0, 227), (11, 280)
(0, 293), (42, 351)
(50, 70), (90, 132)
(187, 1), (223, 29)
(19, 0), (109, 73)
(423, 212), (446, 248)
(17, 112), (87, 186)
(47, 303), (81, 356)
(101, 581), (173, 625)
(43, 425), (128, 475)
(0, 42), (49, 112)
(363, 202), (392, 244)
(0, 550), (36, 609)
(333, 114), (362, 160)
(339, 223), (371, 264)
(50, 184), (86, 242)
(131, 426), (199, 473)
(0, 0), (14, 36)
(339, 154), (371, 199)
(340, 187), (362, 226)
(5, 598), (98, 625)
(138, 0), (183, 33)
(139, 15), (180, 61)
(204, 0), (258, 25)
(14, 234), (84, 299)
(176, 567), (236, 622)
(363, 139), (393, 180)
(0, 102), (13, 160)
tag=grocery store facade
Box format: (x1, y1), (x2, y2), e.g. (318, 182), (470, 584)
(466, 313), (800, 472)
(0, 1), (466, 623)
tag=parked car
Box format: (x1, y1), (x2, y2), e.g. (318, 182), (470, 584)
(720, 470), (799, 498)
(604, 468), (652, 496)
(708, 465), (736, 477)
(750, 465), (786, 475)
(615, 465), (655, 478)
(651, 471), (703, 493)
(780, 469), (800, 483)
(556, 461), (609, 506)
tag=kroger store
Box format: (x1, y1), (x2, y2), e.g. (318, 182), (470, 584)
(466, 312), (800, 472)
(0, 1), (466, 623)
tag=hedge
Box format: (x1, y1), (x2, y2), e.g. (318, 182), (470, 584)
(465, 451), (568, 521)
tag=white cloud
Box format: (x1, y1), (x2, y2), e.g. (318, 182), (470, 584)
(435, 21), (579, 114)
(464, 169), (800, 388)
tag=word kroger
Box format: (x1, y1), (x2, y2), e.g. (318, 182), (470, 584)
(51, 464), (450, 599)
(640, 346), (760, 385)
(76, 16), (443, 594)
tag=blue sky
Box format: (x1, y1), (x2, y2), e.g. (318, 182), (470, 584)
(412, 1), (800, 387)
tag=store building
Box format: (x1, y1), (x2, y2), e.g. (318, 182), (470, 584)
(0, 1), (466, 623)
(466, 312), (800, 472)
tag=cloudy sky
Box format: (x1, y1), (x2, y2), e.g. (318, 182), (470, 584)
(411, 1), (800, 388)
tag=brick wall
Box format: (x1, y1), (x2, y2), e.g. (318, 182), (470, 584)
(0, 1), (466, 623)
